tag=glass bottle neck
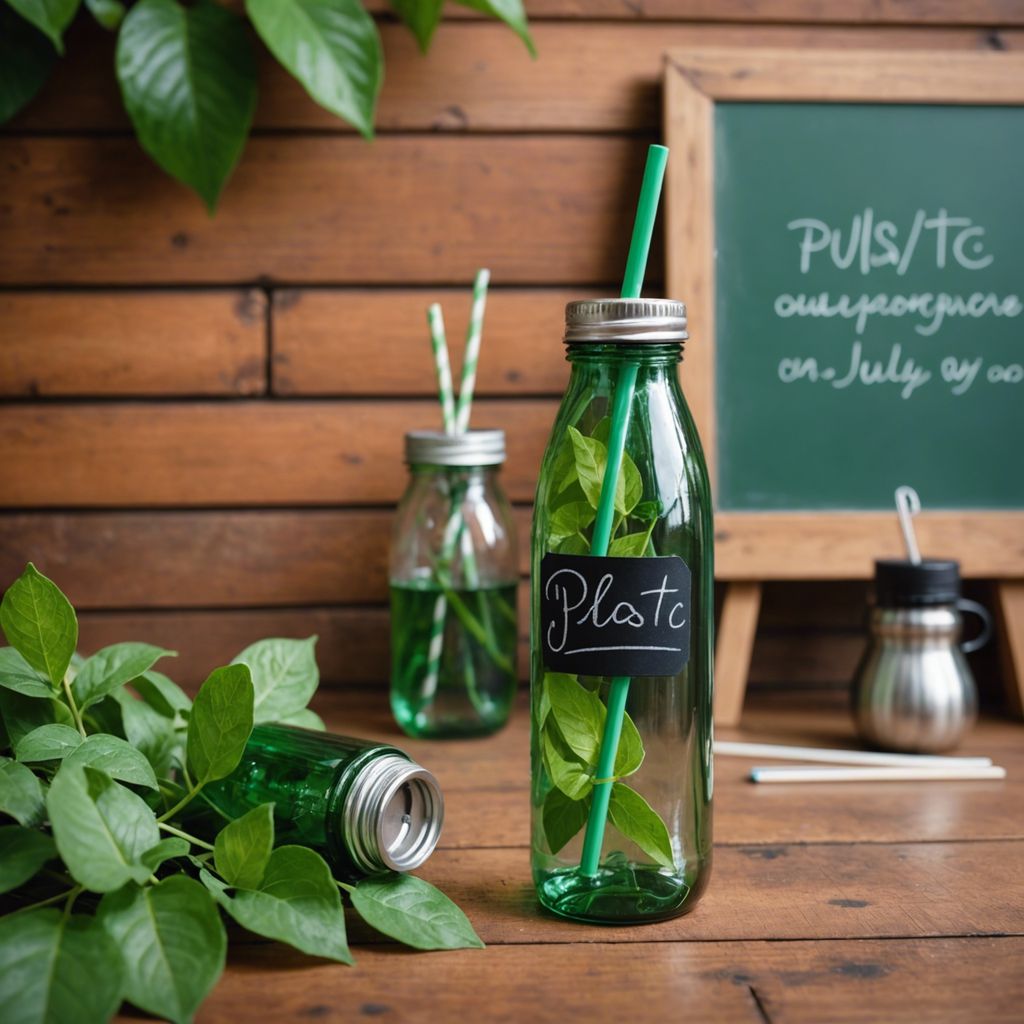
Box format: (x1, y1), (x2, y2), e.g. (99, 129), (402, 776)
(565, 342), (682, 369)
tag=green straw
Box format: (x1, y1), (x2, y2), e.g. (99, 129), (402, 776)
(578, 144), (669, 878)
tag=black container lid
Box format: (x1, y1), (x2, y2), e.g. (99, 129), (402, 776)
(874, 558), (961, 607)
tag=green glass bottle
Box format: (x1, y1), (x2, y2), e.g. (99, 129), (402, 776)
(390, 430), (519, 739)
(530, 298), (714, 924)
(203, 724), (444, 881)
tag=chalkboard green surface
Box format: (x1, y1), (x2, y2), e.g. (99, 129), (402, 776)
(713, 103), (1024, 511)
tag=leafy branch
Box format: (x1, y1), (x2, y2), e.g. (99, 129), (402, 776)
(537, 418), (674, 868)
(0, 563), (484, 1024)
(0, 0), (534, 211)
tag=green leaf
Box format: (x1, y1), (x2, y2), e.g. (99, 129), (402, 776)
(131, 669), (191, 717)
(214, 803), (274, 890)
(0, 7), (57, 123)
(0, 563), (77, 688)
(608, 529), (651, 557)
(453, 0), (534, 56)
(231, 636), (318, 723)
(116, 0), (257, 212)
(73, 641), (176, 711)
(539, 672), (575, 725)
(202, 845), (352, 964)
(0, 647), (55, 700)
(608, 782), (675, 869)
(140, 836), (190, 872)
(5, 0), (80, 54)
(114, 691), (183, 777)
(614, 709), (644, 779)
(549, 436), (578, 496)
(14, 724), (82, 762)
(84, 0), (124, 29)
(47, 764), (159, 891)
(0, 757), (45, 826)
(0, 690), (67, 749)
(64, 734), (159, 789)
(542, 787), (590, 855)
(545, 673), (604, 764)
(186, 663), (254, 785)
(541, 723), (591, 800)
(98, 875), (226, 1024)
(567, 426), (610, 511)
(389, 0), (443, 52)
(633, 500), (660, 523)
(352, 873), (484, 950)
(278, 707), (325, 730)
(549, 501), (595, 542)
(555, 533), (590, 556)
(0, 910), (124, 1024)
(0, 825), (54, 894)
(621, 451), (643, 515)
(246, 0), (381, 139)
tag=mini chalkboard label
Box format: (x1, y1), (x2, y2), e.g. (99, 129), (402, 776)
(540, 553), (692, 677)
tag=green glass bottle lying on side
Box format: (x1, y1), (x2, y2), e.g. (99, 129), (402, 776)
(530, 298), (714, 924)
(203, 724), (444, 881)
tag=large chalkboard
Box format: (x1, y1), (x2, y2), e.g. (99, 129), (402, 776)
(713, 102), (1023, 511)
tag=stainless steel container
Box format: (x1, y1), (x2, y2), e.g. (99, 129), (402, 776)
(852, 559), (991, 754)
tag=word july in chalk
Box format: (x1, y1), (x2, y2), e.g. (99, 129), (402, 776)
(540, 553), (691, 677)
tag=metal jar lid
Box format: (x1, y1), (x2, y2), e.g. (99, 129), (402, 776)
(564, 297), (688, 344)
(342, 753), (444, 873)
(405, 429), (506, 467)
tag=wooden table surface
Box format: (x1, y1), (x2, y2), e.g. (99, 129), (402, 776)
(196, 688), (1024, 1023)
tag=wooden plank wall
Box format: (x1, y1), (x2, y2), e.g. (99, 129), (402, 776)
(1, 4), (1019, 696)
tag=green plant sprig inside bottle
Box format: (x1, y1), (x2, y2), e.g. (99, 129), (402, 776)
(537, 418), (674, 869)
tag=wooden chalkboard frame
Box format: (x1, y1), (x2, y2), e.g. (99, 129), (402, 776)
(664, 48), (1024, 723)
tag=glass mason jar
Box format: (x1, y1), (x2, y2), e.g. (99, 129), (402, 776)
(390, 430), (519, 739)
(530, 298), (714, 924)
(203, 724), (444, 881)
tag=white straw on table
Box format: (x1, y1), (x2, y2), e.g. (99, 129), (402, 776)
(750, 764), (1006, 784)
(715, 740), (993, 768)
(427, 303), (456, 434)
(454, 268), (490, 433)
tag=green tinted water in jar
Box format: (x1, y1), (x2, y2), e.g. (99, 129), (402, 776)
(530, 298), (714, 924)
(390, 431), (519, 739)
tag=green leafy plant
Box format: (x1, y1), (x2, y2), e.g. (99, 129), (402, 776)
(0, 563), (483, 1024)
(1, 0), (534, 211)
(537, 419), (674, 866)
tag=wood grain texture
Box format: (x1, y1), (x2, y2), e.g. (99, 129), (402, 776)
(0, 291), (266, 396)
(716, 512), (1024, 580)
(272, 289), (577, 396)
(0, 137), (650, 286)
(198, 936), (1024, 1024)
(8, 22), (1012, 134)
(409, 842), (1024, 944)
(71, 604), (864, 690)
(715, 581), (763, 725)
(0, 401), (555, 506)
(667, 46), (1024, 104)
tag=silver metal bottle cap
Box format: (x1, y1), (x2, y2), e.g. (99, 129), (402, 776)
(405, 429), (506, 467)
(342, 754), (444, 873)
(564, 297), (688, 344)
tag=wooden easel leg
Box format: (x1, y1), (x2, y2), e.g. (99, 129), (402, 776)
(714, 581), (762, 727)
(994, 581), (1024, 719)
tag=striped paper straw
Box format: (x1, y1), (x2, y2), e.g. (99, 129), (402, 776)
(428, 303), (456, 434)
(454, 269), (490, 433)
(420, 507), (465, 701)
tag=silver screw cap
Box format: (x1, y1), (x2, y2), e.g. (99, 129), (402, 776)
(565, 297), (687, 344)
